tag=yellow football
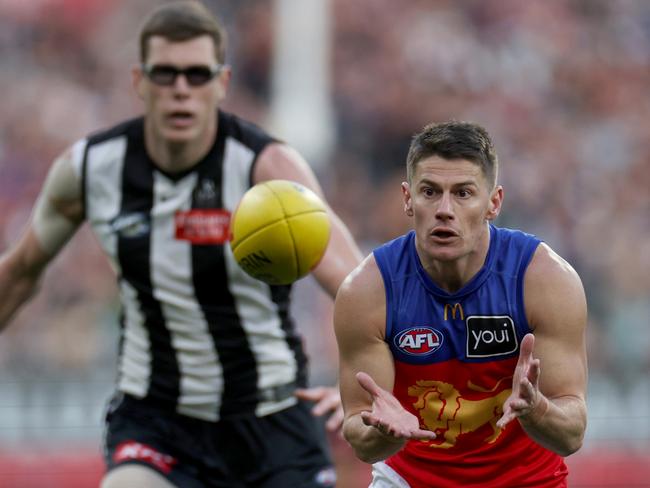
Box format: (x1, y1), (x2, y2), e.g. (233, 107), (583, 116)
(230, 179), (331, 285)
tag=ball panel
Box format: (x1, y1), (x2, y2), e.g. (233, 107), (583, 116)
(231, 220), (298, 285)
(230, 184), (286, 249)
(229, 179), (331, 285)
(287, 211), (331, 277)
(264, 180), (328, 217)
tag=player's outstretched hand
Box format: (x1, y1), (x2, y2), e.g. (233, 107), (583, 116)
(356, 372), (436, 441)
(295, 386), (344, 432)
(497, 333), (548, 429)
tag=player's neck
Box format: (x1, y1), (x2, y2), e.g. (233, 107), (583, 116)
(144, 118), (217, 174)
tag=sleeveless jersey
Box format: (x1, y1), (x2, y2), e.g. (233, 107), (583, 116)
(69, 110), (307, 422)
(373, 226), (568, 488)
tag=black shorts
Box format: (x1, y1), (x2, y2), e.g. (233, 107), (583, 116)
(103, 394), (336, 488)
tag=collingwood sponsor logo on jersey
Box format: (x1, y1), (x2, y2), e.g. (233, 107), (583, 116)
(466, 316), (518, 358)
(111, 212), (150, 238)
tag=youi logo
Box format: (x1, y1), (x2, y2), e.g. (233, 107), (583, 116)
(394, 327), (444, 356)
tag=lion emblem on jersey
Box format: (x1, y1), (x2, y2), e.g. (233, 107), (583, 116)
(409, 377), (511, 449)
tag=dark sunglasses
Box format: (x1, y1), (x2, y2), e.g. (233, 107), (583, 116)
(142, 64), (224, 87)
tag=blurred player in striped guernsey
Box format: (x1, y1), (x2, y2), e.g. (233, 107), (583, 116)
(0, 2), (362, 487)
(335, 121), (588, 487)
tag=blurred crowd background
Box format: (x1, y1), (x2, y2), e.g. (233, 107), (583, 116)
(1, 0), (649, 486)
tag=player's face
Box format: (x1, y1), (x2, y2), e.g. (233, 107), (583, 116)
(402, 156), (503, 265)
(134, 35), (229, 146)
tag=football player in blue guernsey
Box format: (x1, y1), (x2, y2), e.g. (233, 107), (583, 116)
(0, 2), (363, 488)
(334, 121), (588, 488)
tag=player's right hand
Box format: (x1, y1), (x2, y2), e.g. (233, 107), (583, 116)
(356, 372), (436, 441)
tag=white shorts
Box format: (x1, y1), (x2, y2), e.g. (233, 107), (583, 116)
(369, 462), (411, 488)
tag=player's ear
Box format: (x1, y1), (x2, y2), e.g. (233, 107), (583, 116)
(218, 65), (232, 89)
(486, 185), (503, 221)
(402, 181), (414, 217)
(214, 65), (231, 103)
(132, 64), (146, 100)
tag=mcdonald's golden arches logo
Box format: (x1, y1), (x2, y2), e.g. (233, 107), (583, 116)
(444, 303), (465, 321)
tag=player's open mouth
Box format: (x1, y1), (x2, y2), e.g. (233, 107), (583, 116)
(431, 228), (458, 242)
(167, 111), (195, 127)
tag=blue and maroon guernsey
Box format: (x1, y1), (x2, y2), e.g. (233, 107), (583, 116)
(373, 225), (568, 488)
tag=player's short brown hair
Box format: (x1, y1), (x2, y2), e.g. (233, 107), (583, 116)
(139, 1), (227, 63)
(406, 121), (498, 187)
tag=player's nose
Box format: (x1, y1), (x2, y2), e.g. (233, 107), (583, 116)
(172, 74), (192, 96)
(435, 192), (454, 219)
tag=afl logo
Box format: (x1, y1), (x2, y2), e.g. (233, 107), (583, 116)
(394, 327), (444, 356)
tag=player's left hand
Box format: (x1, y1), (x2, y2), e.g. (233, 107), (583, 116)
(497, 333), (548, 429)
(295, 386), (344, 432)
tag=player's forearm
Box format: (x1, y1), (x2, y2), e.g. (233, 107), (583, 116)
(0, 237), (50, 332)
(0, 261), (42, 332)
(343, 414), (406, 464)
(518, 394), (587, 456)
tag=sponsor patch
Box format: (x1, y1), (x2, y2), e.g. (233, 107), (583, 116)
(110, 212), (150, 238)
(113, 441), (178, 474)
(175, 209), (230, 244)
(466, 316), (517, 358)
(394, 327), (444, 356)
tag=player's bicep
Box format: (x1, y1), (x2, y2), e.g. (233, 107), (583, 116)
(253, 143), (325, 197)
(525, 244), (588, 400)
(31, 148), (84, 257)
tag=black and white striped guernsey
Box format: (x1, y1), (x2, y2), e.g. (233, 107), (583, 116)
(70, 110), (308, 421)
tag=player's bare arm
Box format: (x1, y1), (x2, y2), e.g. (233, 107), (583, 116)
(0, 149), (83, 331)
(335, 255), (435, 464)
(496, 242), (588, 456)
